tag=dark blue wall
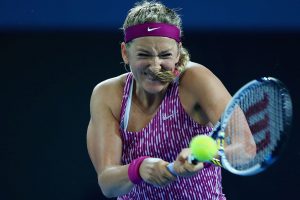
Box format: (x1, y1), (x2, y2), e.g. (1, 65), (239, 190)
(2, 30), (299, 200)
(1, 1), (300, 200)
(1, 0), (300, 31)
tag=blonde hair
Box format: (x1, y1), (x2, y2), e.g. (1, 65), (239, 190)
(122, 1), (190, 82)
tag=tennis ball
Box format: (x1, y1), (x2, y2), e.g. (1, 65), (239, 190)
(190, 135), (218, 162)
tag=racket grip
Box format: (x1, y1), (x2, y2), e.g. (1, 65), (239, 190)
(188, 155), (198, 164)
(167, 155), (213, 176)
(167, 155), (198, 176)
(192, 156), (213, 168)
(166, 162), (178, 176)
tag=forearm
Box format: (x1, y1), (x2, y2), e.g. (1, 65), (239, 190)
(98, 164), (134, 198)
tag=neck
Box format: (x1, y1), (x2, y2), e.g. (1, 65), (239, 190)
(133, 82), (168, 114)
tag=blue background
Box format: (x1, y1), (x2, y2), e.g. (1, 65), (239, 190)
(1, 0), (300, 31)
(1, 1), (300, 200)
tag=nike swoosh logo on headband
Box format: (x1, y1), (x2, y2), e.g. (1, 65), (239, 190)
(147, 27), (160, 32)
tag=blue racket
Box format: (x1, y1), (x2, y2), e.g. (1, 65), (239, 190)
(167, 77), (293, 176)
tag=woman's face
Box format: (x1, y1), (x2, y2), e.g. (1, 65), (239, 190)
(122, 36), (180, 94)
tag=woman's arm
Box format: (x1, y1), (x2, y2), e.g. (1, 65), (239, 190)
(170, 64), (231, 175)
(86, 77), (176, 197)
(182, 63), (255, 162)
(86, 79), (134, 198)
(182, 63), (232, 125)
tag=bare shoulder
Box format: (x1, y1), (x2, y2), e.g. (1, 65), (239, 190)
(181, 61), (223, 91)
(92, 73), (127, 97)
(90, 73), (128, 121)
(180, 61), (231, 124)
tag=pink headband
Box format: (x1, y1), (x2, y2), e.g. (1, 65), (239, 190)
(124, 22), (181, 43)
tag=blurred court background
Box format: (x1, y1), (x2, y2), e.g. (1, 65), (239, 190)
(1, 0), (300, 199)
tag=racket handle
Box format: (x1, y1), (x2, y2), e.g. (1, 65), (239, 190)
(166, 162), (178, 176)
(167, 155), (215, 176)
(167, 155), (198, 176)
(189, 155), (199, 165)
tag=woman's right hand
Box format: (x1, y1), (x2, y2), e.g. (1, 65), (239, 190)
(139, 158), (177, 187)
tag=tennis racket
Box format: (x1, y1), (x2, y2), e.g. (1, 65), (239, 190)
(167, 77), (293, 176)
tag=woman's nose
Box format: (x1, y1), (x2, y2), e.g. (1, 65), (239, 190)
(150, 56), (162, 69)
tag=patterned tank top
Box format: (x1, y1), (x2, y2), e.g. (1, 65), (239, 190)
(118, 73), (226, 200)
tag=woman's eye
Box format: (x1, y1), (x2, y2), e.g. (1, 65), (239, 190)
(136, 52), (172, 58)
(161, 53), (172, 58)
(137, 53), (149, 57)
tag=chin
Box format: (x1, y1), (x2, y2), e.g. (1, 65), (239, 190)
(143, 81), (168, 94)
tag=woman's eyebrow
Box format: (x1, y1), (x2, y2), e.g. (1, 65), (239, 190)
(136, 48), (150, 53)
(159, 49), (173, 54)
(135, 47), (174, 54)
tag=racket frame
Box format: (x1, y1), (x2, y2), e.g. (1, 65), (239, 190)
(167, 77), (292, 176)
(209, 77), (292, 175)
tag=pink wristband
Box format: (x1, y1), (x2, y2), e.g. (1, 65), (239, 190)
(128, 156), (150, 184)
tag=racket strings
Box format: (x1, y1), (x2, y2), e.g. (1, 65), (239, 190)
(225, 83), (288, 171)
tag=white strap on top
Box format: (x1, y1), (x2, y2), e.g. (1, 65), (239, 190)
(123, 77), (134, 131)
(122, 76), (178, 131)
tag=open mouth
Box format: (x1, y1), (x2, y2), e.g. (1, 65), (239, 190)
(144, 71), (160, 81)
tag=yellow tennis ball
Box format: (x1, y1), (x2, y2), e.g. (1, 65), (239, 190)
(190, 135), (218, 162)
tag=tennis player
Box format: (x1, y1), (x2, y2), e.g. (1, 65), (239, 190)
(87, 1), (231, 199)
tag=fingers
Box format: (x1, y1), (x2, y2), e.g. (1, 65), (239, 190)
(139, 158), (176, 187)
(184, 161), (204, 172)
(137, 147), (206, 187)
(177, 148), (191, 163)
(174, 148), (205, 177)
(152, 172), (175, 187)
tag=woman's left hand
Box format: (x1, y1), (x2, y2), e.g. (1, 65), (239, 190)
(173, 148), (204, 177)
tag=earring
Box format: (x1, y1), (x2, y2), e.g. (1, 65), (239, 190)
(123, 62), (130, 72)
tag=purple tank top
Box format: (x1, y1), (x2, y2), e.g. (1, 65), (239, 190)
(118, 73), (226, 200)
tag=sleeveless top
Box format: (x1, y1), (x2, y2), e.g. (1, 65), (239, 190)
(118, 73), (226, 200)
